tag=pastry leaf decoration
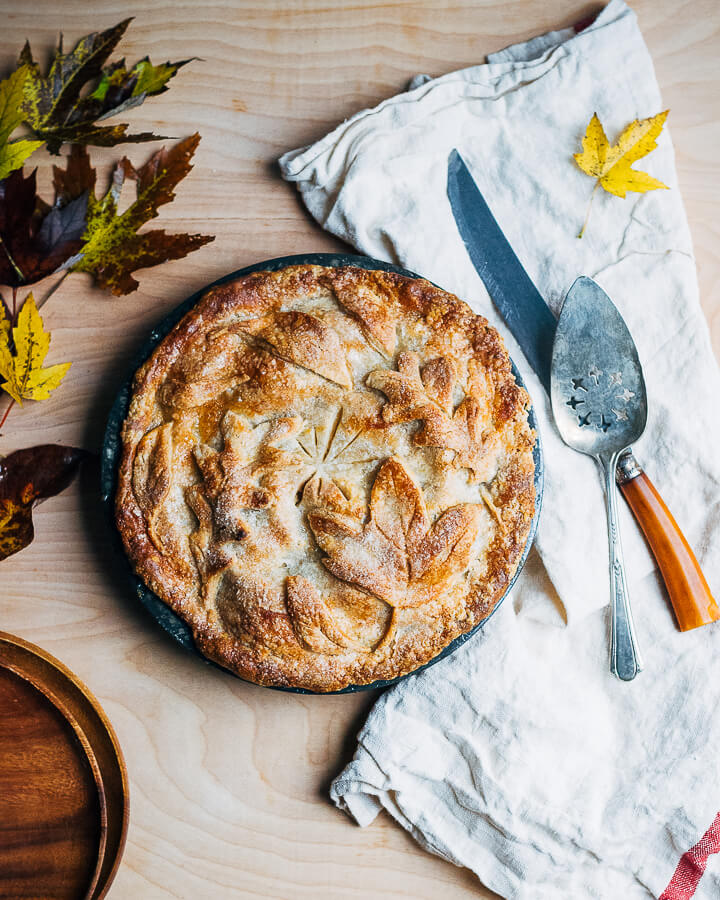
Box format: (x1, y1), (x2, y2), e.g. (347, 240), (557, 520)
(0, 66), (43, 180)
(574, 110), (669, 238)
(68, 134), (214, 295)
(367, 351), (497, 483)
(19, 19), (190, 153)
(285, 575), (363, 655)
(0, 444), (87, 560)
(308, 456), (482, 611)
(0, 293), (70, 405)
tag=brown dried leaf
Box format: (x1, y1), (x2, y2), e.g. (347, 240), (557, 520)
(0, 444), (88, 561)
(0, 163), (89, 287)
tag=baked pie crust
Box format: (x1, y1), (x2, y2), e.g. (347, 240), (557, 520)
(116, 265), (536, 691)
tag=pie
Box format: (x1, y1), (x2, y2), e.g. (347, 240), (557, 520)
(115, 264), (536, 691)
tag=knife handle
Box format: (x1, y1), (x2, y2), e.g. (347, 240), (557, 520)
(617, 452), (719, 631)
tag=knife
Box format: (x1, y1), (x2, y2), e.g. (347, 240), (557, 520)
(447, 149), (718, 632)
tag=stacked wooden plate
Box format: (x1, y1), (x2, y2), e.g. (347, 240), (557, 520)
(0, 632), (128, 900)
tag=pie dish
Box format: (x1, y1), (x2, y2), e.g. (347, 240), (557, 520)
(115, 262), (537, 692)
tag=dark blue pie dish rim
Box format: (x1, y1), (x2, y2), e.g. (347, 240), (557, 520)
(100, 252), (544, 694)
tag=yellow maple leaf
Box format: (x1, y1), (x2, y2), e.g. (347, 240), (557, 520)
(574, 110), (669, 237)
(0, 66), (44, 180)
(0, 293), (70, 405)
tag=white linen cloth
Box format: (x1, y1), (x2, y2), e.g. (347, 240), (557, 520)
(279, 2), (720, 896)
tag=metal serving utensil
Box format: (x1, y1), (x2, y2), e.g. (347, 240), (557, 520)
(448, 150), (718, 632)
(551, 276), (647, 681)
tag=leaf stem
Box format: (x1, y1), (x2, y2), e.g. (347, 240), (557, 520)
(0, 236), (24, 283)
(11, 286), (17, 323)
(35, 270), (70, 314)
(577, 181), (600, 239)
(0, 399), (15, 434)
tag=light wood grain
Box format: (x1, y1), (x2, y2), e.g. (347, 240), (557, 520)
(0, 2), (718, 898)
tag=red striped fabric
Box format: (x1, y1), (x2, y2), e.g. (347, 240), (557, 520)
(660, 812), (720, 899)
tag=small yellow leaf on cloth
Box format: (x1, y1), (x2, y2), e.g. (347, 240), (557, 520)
(574, 110), (669, 198)
(573, 110), (669, 236)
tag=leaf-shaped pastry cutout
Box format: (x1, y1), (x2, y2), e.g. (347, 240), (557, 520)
(370, 456), (428, 556)
(308, 509), (406, 604)
(257, 311), (352, 388)
(421, 356), (455, 412)
(330, 270), (397, 355)
(412, 504), (483, 583)
(186, 485), (234, 604)
(308, 457), (483, 610)
(217, 574), (300, 653)
(367, 352), (496, 482)
(161, 327), (246, 409)
(300, 473), (355, 515)
(190, 412), (307, 559)
(192, 443), (224, 495)
(286, 575), (357, 654)
(132, 423), (173, 551)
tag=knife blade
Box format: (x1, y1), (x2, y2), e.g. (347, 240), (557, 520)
(446, 148), (718, 632)
(446, 149), (555, 393)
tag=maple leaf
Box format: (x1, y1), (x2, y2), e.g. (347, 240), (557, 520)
(19, 19), (189, 154)
(0, 293), (70, 405)
(89, 55), (192, 108)
(574, 110), (669, 237)
(0, 150), (92, 286)
(0, 444), (87, 561)
(69, 133), (214, 295)
(0, 66), (44, 180)
(308, 457), (483, 613)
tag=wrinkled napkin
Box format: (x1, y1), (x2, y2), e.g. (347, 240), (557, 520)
(279, 2), (720, 896)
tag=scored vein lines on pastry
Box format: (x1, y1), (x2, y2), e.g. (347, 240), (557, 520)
(323, 407), (344, 461)
(295, 434), (314, 457)
(286, 406), (382, 508)
(329, 428), (363, 461)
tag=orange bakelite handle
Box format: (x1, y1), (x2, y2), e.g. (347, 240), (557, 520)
(619, 471), (719, 631)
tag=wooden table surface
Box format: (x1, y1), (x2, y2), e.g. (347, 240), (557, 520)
(1, 2), (718, 897)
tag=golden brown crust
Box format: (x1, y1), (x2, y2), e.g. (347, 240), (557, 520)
(115, 265), (536, 691)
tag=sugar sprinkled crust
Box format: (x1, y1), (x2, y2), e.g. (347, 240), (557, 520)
(115, 265), (536, 691)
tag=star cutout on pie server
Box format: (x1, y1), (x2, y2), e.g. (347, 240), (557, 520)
(588, 364), (603, 384)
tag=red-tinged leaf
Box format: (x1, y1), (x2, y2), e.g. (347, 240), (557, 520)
(52, 143), (96, 204)
(0, 444), (88, 561)
(0, 161), (90, 287)
(70, 133), (215, 295)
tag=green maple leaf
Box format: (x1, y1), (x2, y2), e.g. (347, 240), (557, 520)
(70, 133), (214, 295)
(20, 19), (190, 154)
(0, 66), (44, 179)
(90, 56), (191, 105)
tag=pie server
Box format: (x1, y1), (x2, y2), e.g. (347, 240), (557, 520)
(447, 149), (718, 633)
(551, 277), (646, 679)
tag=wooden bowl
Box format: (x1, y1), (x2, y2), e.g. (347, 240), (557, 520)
(0, 631), (129, 899)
